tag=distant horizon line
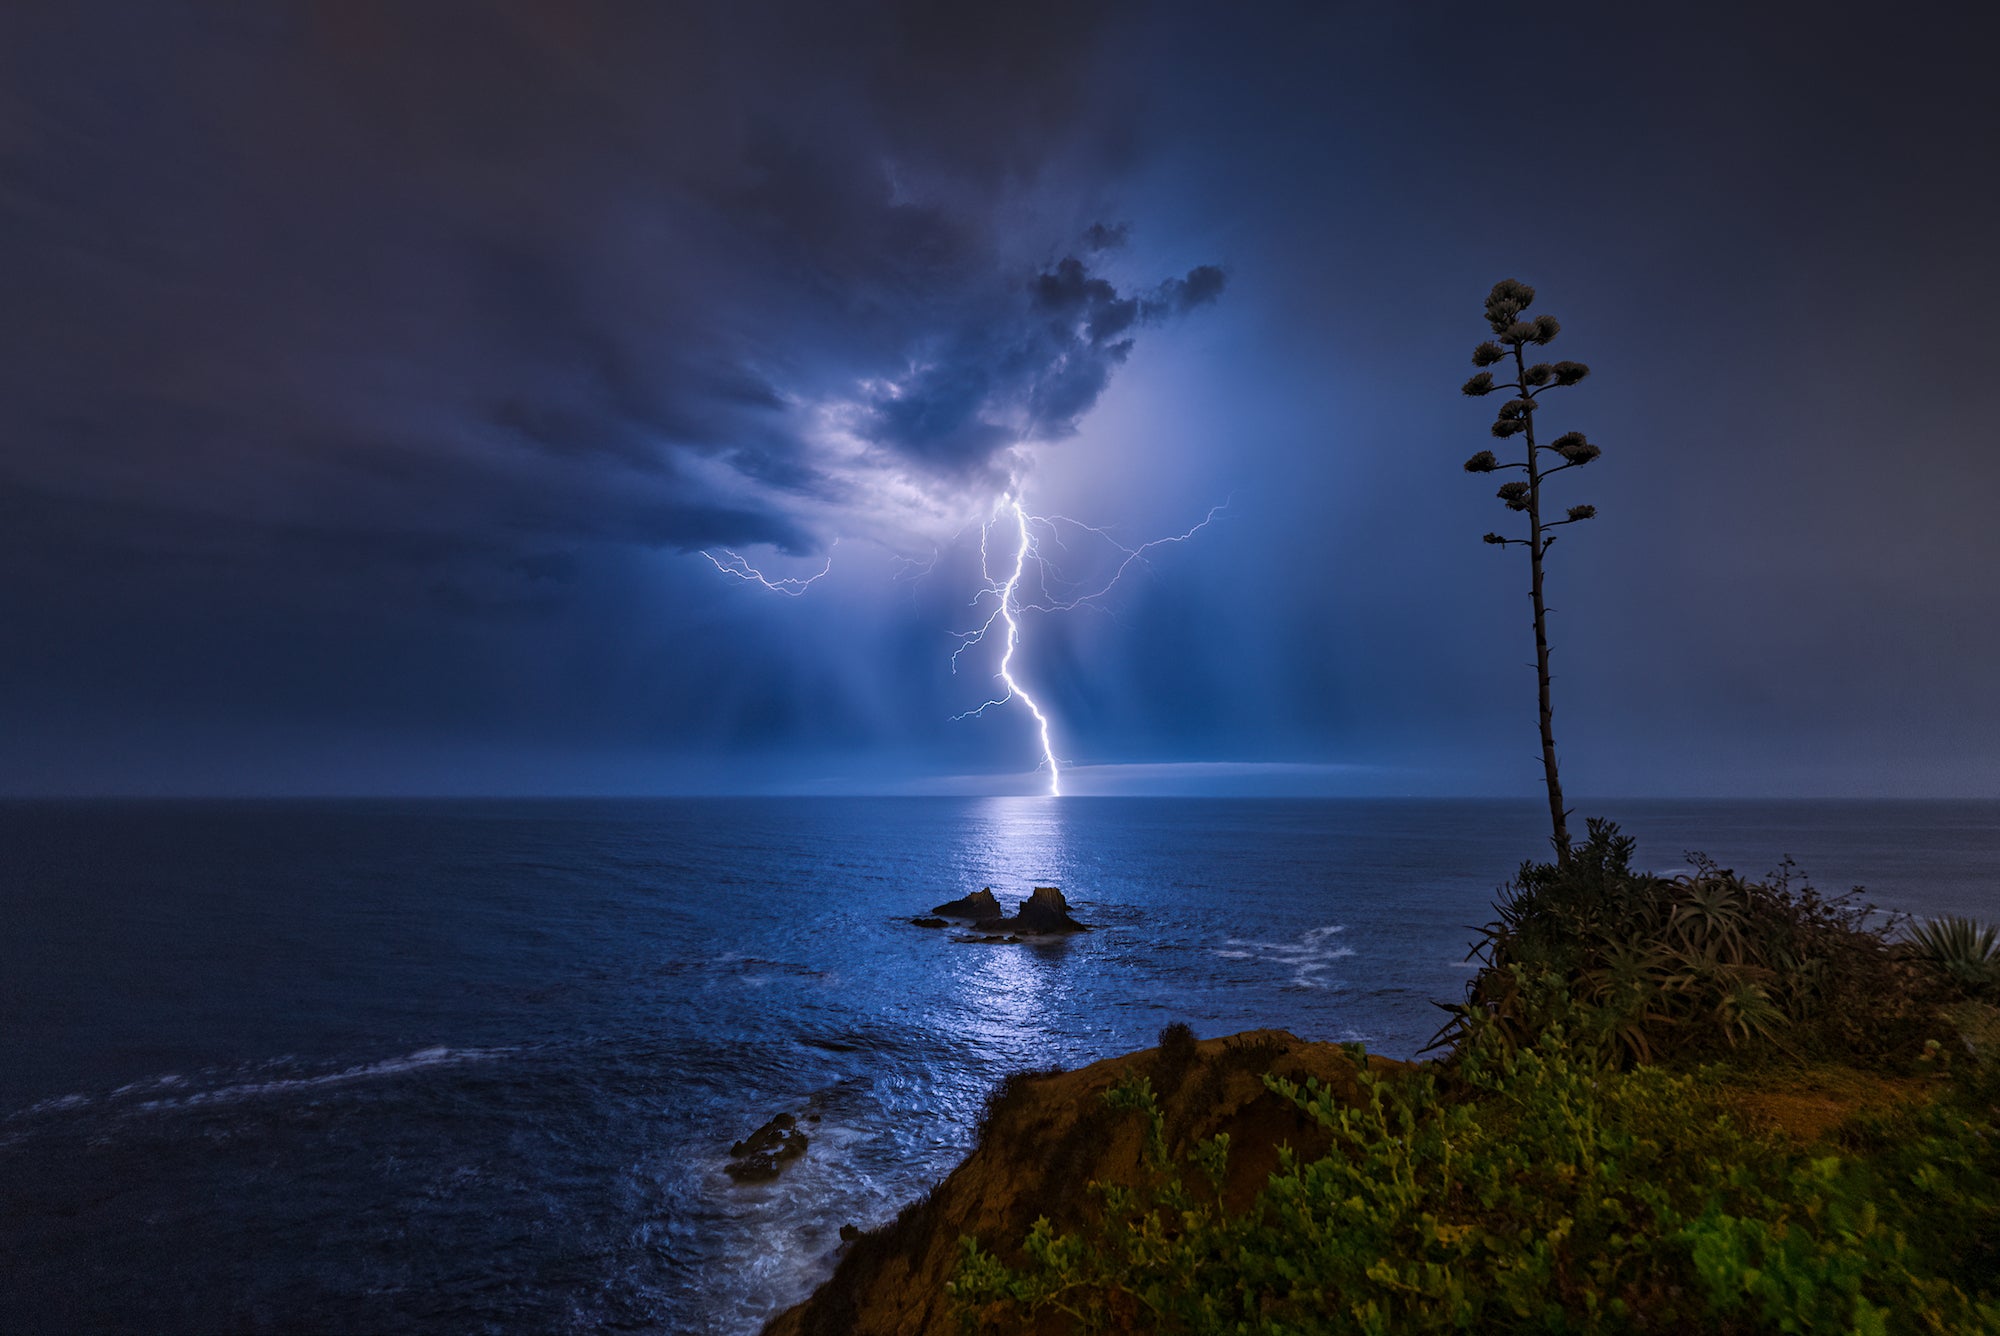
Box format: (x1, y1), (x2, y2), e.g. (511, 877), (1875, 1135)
(3, 792), (1995, 803)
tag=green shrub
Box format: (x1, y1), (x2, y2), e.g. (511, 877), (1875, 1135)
(952, 827), (1999, 1332)
(1433, 820), (1931, 1067)
(951, 1029), (2000, 1334)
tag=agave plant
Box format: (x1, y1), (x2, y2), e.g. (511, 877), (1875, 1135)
(1906, 915), (2000, 993)
(1711, 975), (1787, 1050)
(1665, 877), (1754, 962)
(1442, 819), (1919, 1066)
(1582, 940), (1672, 1006)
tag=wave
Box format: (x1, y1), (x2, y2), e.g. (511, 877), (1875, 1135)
(1214, 924), (1355, 989)
(7, 1045), (508, 1122)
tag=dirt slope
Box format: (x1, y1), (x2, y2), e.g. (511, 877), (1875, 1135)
(766, 1029), (1403, 1336)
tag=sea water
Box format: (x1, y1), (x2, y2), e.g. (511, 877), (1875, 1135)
(3, 797), (1994, 1332)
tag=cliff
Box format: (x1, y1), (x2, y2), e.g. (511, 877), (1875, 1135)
(767, 1028), (1950, 1336)
(765, 1029), (1404, 1336)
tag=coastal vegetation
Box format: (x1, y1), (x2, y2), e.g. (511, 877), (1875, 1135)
(930, 828), (1999, 1333)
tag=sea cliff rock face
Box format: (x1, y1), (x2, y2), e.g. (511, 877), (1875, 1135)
(929, 887), (1004, 920)
(764, 1030), (1404, 1335)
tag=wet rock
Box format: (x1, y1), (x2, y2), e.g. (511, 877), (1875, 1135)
(937, 887), (1088, 941)
(726, 1113), (809, 1183)
(1010, 886), (1088, 935)
(930, 887), (1004, 920)
(909, 916), (948, 929)
(839, 1223), (862, 1242)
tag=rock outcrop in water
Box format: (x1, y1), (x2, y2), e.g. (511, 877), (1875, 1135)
(925, 886), (1087, 936)
(930, 887), (1004, 920)
(1009, 886), (1086, 934)
(726, 1112), (809, 1183)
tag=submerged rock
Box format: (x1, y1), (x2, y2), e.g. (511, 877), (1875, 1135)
(908, 916), (948, 929)
(930, 887), (1004, 920)
(726, 1112), (809, 1183)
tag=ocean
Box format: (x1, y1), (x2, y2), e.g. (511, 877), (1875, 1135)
(3, 797), (1995, 1333)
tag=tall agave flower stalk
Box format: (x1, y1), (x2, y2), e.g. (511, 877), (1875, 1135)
(1460, 279), (1603, 861)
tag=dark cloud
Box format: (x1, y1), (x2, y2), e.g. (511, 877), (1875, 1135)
(0, 0), (1180, 606)
(854, 252), (1224, 468)
(8, 0), (1997, 798)
(1083, 221), (1131, 251)
(1157, 265), (1228, 314)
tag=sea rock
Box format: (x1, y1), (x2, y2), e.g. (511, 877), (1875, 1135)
(725, 1113), (809, 1183)
(1010, 886), (1088, 935)
(909, 917), (948, 929)
(930, 887), (1004, 920)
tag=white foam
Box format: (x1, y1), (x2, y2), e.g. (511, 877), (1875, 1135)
(703, 1116), (920, 1331)
(17, 1092), (92, 1117)
(8, 1046), (508, 1122)
(135, 1046), (503, 1111)
(1215, 924), (1356, 989)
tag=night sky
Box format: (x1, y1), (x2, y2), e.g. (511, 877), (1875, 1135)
(3, 2), (1996, 798)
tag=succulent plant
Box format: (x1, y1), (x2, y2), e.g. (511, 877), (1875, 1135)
(1906, 915), (2000, 993)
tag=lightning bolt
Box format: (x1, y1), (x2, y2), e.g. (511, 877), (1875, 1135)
(1022, 502), (1227, 614)
(700, 543), (835, 596)
(950, 496), (1063, 794)
(699, 492), (1223, 798)
(951, 493), (1228, 797)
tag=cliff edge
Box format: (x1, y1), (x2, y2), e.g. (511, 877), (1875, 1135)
(765, 1029), (1404, 1336)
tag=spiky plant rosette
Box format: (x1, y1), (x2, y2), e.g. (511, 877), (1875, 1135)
(1907, 915), (2000, 993)
(1436, 820), (1921, 1066)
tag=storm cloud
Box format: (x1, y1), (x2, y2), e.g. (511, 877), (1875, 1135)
(4, 2), (1998, 798)
(0, 0), (1209, 609)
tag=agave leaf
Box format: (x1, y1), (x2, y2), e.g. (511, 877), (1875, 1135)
(1906, 915), (2000, 991)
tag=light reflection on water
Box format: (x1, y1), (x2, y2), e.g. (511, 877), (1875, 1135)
(958, 795), (1074, 892)
(928, 796), (1084, 1053)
